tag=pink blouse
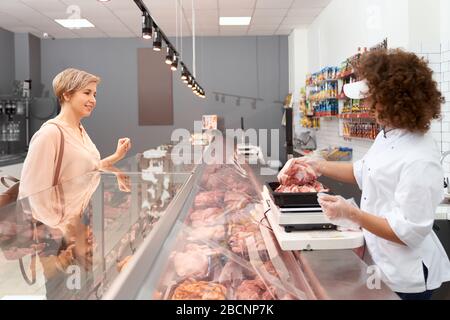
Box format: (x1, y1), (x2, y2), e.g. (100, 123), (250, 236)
(18, 118), (101, 199)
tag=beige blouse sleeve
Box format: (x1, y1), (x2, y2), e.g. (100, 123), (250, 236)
(18, 124), (62, 199)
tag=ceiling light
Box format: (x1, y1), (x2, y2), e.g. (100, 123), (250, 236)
(181, 66), (187, 80)
(55, 19), (94, 29)
(97, 0), (111, 2)
(187, 77), (193, 88)
(165, 47), (174, 64)
(171, 56), (178, 71)
(153, 29), (162, 51)
(142, 12), (152, 40)
(219, 17), (251, 26)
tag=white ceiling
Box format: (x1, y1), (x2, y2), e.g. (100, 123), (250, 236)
(0, 0), (331, 39)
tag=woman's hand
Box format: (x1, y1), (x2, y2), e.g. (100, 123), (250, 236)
(115, 138), (132, 161)
(277, 157), (324, 185)
(317, 194), (361, 225)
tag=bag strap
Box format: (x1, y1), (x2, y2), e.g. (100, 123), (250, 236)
(46, 122), (65, 186)
(1, 175), (19, 188)
(19, 253), (37, 286)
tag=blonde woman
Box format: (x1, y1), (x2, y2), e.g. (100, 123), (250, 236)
(19, 68), (131, 199)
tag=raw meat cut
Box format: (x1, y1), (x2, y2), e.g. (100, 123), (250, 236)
(171, 279), (227, 300)
(275, 181), (329, 193)
(224, 191), (251, 211)
(228, 223), (266, 255)
(189, 207), (224, 227)
(187, 225), (226, 241)
(235, 278), (273, 300)
(277, 159), (317, 186)
(194, 191), (224, 209)
(172, 244), (210, 278)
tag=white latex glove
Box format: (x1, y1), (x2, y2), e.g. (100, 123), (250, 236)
(277, 157), (322, 186)
(317, 193), (361, 230)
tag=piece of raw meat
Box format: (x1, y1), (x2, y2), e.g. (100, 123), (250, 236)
(194, 191), (224, 209)
(235, 278), (272, 300)
(187, 225), (225, 241)
(172, 245), (210, 278)
(277, 159), (317, 186)
(275, 181), (329, 193)
(189, 207), (224, 227)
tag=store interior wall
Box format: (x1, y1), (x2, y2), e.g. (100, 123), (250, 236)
(38, 35), (289, 162)
(0, 28), (14, 95)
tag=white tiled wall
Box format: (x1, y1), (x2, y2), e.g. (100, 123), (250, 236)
(315, 119), (372, 161)
(315, 41), (450, 164)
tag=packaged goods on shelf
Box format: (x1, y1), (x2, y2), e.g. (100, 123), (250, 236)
(308, 81), (339, 101)
(313, 99), (339, 117)
(306, 67), (339, 86)
(320, 147), (353, 161)
(343, 122), (380, 140)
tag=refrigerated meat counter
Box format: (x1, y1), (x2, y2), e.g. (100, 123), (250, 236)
(0, 146), (399, 300)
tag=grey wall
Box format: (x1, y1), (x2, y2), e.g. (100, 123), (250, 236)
(40, 36), (289, 161)
(29, 34), (42, 98)
(14, 33), (30, 81)
(0, 28), (14, 95)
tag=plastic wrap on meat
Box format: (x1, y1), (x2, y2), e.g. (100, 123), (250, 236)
(224, 191), (251, 212)
(194, 191), (224, 209)
(189, 207), (224, 227)
(172, 244), (212, 278)
(218, 261), (244, 285)
(278, 160), (317, 186)
(187, 225), (226, 242)
(235, 279), (273, 300)
(171, 279), (227, 300)
(228, 223), (267, 255)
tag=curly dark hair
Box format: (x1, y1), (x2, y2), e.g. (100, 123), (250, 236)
(356, 49), (445, 133)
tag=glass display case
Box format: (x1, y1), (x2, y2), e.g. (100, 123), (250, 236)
(0, 169), (192, 300)
(0, 147), (399, 300)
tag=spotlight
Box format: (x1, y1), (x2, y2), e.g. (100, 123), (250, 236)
(187, 77), (193, 88)
(165, 47), (174, 64)
(152, 29), (162, 51)
(181, 66), (188, 80)
(183, 73), (189, 83)
(142, 12), (152, 40)
(171, 55), (178, 71)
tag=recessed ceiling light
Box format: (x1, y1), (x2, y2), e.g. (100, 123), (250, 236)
(55, 19), (95, 29)
(219, 17), (251, 26)
(97, 0), (111, 2)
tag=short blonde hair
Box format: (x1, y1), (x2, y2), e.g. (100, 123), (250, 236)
(52, 68), (100, 103)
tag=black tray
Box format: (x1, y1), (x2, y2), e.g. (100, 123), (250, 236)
(266, 182), (332, 208)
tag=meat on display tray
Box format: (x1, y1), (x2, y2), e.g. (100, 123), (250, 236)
(266, 182), (332, 208)
(151, 164), (312, 300)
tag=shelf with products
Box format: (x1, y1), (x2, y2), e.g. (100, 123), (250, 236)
(306, 67), (340, 86)
(342, 121), (380, 141)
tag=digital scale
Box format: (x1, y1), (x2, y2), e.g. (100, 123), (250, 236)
(261, 185), (364, 251)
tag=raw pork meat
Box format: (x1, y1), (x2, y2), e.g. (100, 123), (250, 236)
(235, 279), (273, 300)
(194, 191), (224, 208)
(189, 207), (224, 227)
(173, 244), (210, 278)
(187, 225), (226, 241)
(275, 181), (329, 193)
(277, 159), (317, 186)
(224, 191), (251, 211)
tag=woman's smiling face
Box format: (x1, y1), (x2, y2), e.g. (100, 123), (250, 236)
(64, 82), (97, 118)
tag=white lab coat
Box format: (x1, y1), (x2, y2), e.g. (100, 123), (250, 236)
(354, 129), (450, 293)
